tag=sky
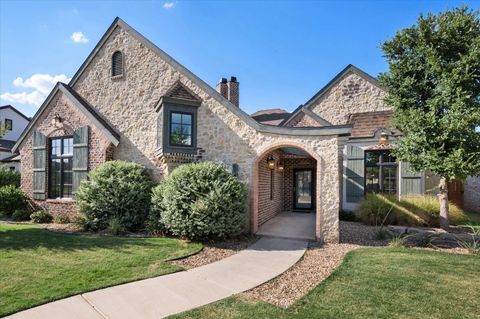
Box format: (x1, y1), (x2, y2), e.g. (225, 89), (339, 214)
(1, 0), (478, 117)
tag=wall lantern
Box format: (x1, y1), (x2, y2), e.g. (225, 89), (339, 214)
(267, 155), (275, 170)
(276, 161), (284, 172)
(51, 113), (63, 128)
(379, 131), (389, 144)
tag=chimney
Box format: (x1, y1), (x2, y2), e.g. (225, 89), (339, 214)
(227, 76), (239, 107)
(216, 78), (228, 99)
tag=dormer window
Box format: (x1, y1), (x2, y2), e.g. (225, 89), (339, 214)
(111, 51), (124, 78)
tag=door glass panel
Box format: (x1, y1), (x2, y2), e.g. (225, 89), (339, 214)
(295, 170), (312, 209)
(365, 166), (380, 193)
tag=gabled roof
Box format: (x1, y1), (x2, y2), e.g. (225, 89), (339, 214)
(348, 110), (401, 139)
(164, 81), (202, 102)
(68, 17), (352, 138)
(0, 105), (31, 122)
(251, 108), (290, 126)
(12, 83), (120, 153)
(281, 64), (384, 127)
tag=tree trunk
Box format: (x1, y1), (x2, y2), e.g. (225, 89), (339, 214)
(438, 176), (449, 229)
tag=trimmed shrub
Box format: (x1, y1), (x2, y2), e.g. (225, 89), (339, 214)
(0, 185), (27, 217)
(356, 193), (469, 227)
(12, 209), (31, 221)
(0, 169), (20, 188)
(151, 162), (247, 240)
(30, 211), (53, 223)
(75, 160), (154, 231)
(53, 213), (71, 224)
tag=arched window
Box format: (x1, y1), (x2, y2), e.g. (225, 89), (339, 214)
(111, 51), (123, 77)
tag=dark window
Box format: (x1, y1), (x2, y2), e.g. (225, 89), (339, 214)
(112, 51), (123, 77)
(49, 137), (73, 199)
(365, 150), (397, 195)
(5, 119), (12, 131)
(169, 111), (193, 146)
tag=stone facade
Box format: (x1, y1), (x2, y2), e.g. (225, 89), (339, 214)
(309, 71), (390, 125)
(19, 91), (113, 217)
(16, 20), (350, 243)
(285, 112), (322, 128)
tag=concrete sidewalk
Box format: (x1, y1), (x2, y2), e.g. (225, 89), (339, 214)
(7, 237), (307, 319)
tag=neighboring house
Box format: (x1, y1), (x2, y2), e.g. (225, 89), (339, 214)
(12, 18), (480, 244)
(0, 105), (30, 171)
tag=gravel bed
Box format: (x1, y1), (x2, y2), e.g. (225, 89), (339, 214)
(242, 221), (387, 307)
(170, 235), (259, 269)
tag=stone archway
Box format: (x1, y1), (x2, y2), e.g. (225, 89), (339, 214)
(251, 141), (324, 241)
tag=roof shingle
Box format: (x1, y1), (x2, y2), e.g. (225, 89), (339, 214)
(348, 110), (400, 138)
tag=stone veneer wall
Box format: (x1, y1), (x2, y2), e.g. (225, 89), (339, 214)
(310, 72), (390, 125)
(283, 156), (316, 211)
(465, 176), (480, 213)
(19, 91), (113, 217)
(257, 151), (284, 226)
(63, 25), (341, 242)
(286, 112), (322, 128)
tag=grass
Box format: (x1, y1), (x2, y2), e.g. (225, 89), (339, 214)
(172, 248), (480, 319)
(0, 222), (202, 317)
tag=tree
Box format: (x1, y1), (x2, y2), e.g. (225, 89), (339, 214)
(379, 6), (480, 228)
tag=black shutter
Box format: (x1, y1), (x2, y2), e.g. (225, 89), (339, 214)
(73, 126), (89, 193)
(33, 131), (46, 200)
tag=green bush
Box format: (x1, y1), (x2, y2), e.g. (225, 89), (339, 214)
(356, 193), (469, 227)
(30, 211), (53, 223)
(0, 169), (20, 188)
(53, 213), (71, 224)
(11, 209), (31, 221)
(75, 160), (154, 232)
(0, 185), (27, 217)
(150, 162), (247, 240)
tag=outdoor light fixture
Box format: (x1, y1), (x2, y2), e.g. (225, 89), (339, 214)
(379, 131), (389, 144)
(277, 161), (284, 172)
(51, 113), (63, 128)
(267, 155), (275, 170)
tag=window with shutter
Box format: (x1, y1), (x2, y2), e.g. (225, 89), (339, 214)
(111, 51), (124, 77)
(72, 126), (89, 194)
(346, 145), (364, 203)
(33, 131), (47, 200)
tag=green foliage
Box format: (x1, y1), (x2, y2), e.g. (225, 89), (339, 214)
(151, 162), (247, 240)
(53, 214), (71, 224)
(75, 160), (154, 232)
(0, 168), (20, 188)
(30, 211), (53, 224)
(0, 185), (27, 217)
(388, 236), (406, 248)
(379, 6), (480, 180)
(356, 194), (469, 227)
(11, 209), (31, 221)
(107, 218), (124, 235)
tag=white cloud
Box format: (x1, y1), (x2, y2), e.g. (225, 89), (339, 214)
(0, 91), (44, 107)
(1, 73), (71, 107)
(163, 2), (175, 9)
(71, 31), (89, 43)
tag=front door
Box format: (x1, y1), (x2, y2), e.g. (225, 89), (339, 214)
(294, 169), (314, 210)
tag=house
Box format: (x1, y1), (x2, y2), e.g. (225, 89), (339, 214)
(0, 105), (30, 171)
(12, 18), (480, 243)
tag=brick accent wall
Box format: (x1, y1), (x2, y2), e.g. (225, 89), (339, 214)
(257, 151), (284, 226)
(19, 91), (113, 217)
(283, 155), (316, 211)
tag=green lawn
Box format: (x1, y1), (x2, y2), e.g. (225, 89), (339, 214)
(172, 248), (480, 319)
(0, 222), (202, 317)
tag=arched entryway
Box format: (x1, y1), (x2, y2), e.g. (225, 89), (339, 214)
(251, 142), (322, 241)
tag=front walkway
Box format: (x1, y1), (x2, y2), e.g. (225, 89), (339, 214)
(256, 212), (316, 240)
(7, 237), (307, 319)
